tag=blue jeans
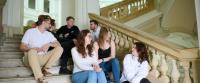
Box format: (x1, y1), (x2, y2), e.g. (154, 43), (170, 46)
(100, 58), (120, 83)
(72, 70), (107, 83)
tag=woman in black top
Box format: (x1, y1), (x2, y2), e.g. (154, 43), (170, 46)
(97, 28), (120, 83)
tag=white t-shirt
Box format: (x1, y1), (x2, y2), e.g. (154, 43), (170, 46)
(71, 47), (98, 73)
(120, 54), (149, 83)
(21, 27), (56, 48)
(91, 26), (101, 41)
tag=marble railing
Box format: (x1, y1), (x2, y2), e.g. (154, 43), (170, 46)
(100, 0), (154, 22)
(89, 13), (199, 83)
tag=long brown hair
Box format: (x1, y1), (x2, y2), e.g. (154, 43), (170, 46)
(76, 29), (93, 58)
(134, 42), (149, 64)
(98, 28), (111, 47)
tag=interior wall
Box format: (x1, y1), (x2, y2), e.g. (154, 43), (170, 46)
(0, 8), (3, 33)
(161, 0), (196, 35)
(60, 0), (75, 27)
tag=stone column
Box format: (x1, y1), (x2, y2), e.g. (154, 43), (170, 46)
(2, 0), (24, 37)
(75, 0), (100, 30)
(24, 0), (28, 8)
(195, 0), (200, 49)
(0, 7), (3, 33)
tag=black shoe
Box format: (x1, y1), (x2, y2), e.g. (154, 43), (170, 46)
(59, 67), (72, 74)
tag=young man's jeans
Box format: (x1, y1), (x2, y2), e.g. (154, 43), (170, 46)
(100, 58), (120, 83)
(72, 70), (107, 83)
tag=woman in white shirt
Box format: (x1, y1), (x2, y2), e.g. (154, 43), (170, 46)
(71, 29), (107, 83)
(121, 42), (151, 83)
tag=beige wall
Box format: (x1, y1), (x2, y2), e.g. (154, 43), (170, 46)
(0, 8), (3, 33)
(60, 0), (75, 27)
(161, 0), (196, 35)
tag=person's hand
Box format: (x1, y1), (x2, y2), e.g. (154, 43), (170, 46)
(33, 48), (43, 53)
(64, 33), (69, 38)
(93, 64), (102, 72)
(41, 43), (51, 52)
(98, 59), (103, 64)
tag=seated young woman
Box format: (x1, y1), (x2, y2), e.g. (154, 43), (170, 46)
(97, 28), (120, 83)
(71, 29), (107, 83)
(121, 42), (151, 83)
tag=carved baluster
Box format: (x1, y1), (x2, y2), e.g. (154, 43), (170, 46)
(148, 48), (159, 78)
(109, 29), (115, 41)
(122, 35), (129, 49)
(119, 7), (124, 18)
(141, 0), (144, 9)
(158, 53), (170, 83)
(170, 58), (180, 83)
(127, 37), (133, 49)
(116, 8), (120, 19)
(108, 10), (113, 20)
(114, 31), (120, 51)
(181, 61), (192, 83)
(144, 0), (147, 7)
(118, 33), (124, 48)
(124, 5), (129, 16)
(130, 3), (134, 14)
(112, 9), (116, 19)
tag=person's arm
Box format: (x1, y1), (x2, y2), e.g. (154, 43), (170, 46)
(20, 30), (30, 52)
(73, 26), (80, 38)
(41, 33), (61, 51)
(93, 42), (99, 55)
(56, 26), (63, 37)
(123, 54), (139, 81)
(130, 61), (149, 83)
(20, 43), (43, 52)
(20, 43), (30, 52)
(71, 48), (94, 70)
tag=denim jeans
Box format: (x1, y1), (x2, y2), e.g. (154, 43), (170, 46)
(100, 58), (120, 83)
(72, 70), (107, 83)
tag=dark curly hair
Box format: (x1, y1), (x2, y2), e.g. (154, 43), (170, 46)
(134, 42), (149, 64)
(76, 29), (93, 58)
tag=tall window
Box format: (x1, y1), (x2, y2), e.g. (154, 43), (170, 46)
(44, 0), (50, 13)
(29, 0), (35, 9)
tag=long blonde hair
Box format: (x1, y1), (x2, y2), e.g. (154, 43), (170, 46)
(98, 28), (111, 47)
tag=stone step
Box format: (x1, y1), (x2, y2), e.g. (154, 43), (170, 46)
(0, 44), (21, 52)
(0, 59), (60, 68)
(3, 40), (21, 44)
(0, 59), (24, 68)
(2, 41), (20, 44)
(0, 48), (21, 52)
(0, 45), (20, 49)
(0, 66), (64, 79)
(5, 38), (21, 42)
(0, 52), (23, 59)
(0, 52), (23, 55)
(3, 43), (20, 47)
(0, 67), (33, 78)
(0, 75), (71, 83)
(0, 54), (23, 59)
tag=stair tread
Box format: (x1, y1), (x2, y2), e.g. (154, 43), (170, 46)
(0, 67), (33, 78)
(0, 52), (24, 59)
(0, 66), (62, 78)
(0, 59), (24, 68)
(0, 75), (71, 83)
(0, 59), (60, 68)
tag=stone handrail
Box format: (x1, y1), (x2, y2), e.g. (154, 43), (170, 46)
(89, 13), (199, 83)
(100, 0), (154, 22)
